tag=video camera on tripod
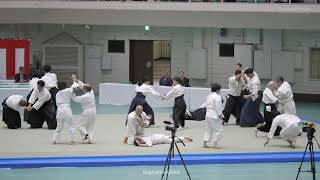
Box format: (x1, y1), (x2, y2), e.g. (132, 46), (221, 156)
(161, 121), (192, 180)
(163, 121), (179, 132)
(299, 122), (316, 139)
(296, 121), (319, 180)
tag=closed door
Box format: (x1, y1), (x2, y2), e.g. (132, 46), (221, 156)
(310, 48), (320, 80)
(129, 40), (153, 84)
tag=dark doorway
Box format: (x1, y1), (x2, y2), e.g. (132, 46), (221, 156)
(129, 40), (154, 84)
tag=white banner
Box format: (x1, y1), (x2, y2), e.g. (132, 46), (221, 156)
(0, 48), (6, 80)
(15, 48), (25, 73)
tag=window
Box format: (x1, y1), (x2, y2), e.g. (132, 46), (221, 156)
(310, 48), (320, 80)
(219, 43), (234, 57)
(108, 40), (125, 53)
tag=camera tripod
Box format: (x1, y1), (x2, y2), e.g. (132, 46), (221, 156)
(296, 130), (320, 180)
(161, 127), (191, 180)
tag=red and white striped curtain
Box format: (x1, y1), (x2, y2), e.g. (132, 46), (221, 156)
(0, 40), (30, 80)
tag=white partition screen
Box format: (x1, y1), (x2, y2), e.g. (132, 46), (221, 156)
(0, 49), (6, 80)
(15, 48), (25, 73)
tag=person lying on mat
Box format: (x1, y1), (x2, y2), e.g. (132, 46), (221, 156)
(133, 134), (193, 147)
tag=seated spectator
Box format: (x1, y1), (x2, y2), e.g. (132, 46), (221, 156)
(159, 71), (173, 86)
(15, 66), (28, 83)
(179, 71), (190, 87)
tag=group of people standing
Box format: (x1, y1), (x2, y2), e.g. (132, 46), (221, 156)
(3, 63), (302, 149)
(125, 76), (189, 146)
(2, 65), (97, 144)
(125, 62), (301, 149)
(222, 63), (300, 148)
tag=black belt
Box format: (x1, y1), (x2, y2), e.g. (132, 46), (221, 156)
(175, 95), (184, 101)
(136, 92), (146, 99)
(228, 94), (240, 98)
(2, 97), (8, 108)
(264, 103), (276, 106)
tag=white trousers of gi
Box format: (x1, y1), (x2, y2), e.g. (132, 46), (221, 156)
(53, 107), (75, 142)
(280, 123), (300, 142)
(74, 109), (96, 141)
(278, 99), (296, 115)
(203, 117), (224, 145)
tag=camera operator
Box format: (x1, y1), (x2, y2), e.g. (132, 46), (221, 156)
(264, 114), (301, 148)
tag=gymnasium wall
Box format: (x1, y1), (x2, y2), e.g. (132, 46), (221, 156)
(0, 24), (319, 94)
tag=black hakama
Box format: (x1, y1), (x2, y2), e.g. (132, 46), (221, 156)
(257, 103), (282, 136)
(240, 91), (265, 127)
(49, 87), (58, 110)
(2, 98), (21, 129)
(24, 89), (57, 130)
(127, 92), (155, 125)
(172, 95), (186, 127)
(185, 108), (206, 121)
(222, 94), (241, 124)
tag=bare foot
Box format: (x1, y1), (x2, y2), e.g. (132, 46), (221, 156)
(255, 129), (259, 137)
(123, 137), (128, 144)
(211, 145), (222, 149)
(287, 139), (294, 148)
(289, 139), (296, 149)
(184, 137), (193, 142)
(202, 142), (210, 148)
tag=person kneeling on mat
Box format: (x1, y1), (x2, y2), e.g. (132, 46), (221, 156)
(25, 80), (57, 129)
(2, 95), (27, 129)
(264, 114), (301, 148)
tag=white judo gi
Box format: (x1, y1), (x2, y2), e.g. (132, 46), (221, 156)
(136, 83), (161, 97)
(41, 72), (58, 89)
(72, 90), (96, 142)
(141, 134), (185, 147)
(29, 88), (51, 110)
(268, 114), (301, 142)
(29, 77), (40, 90)
(6, 95), (24, 112)
(246, 74), (261, 101)
(276, 81), (296, 115)
(71, 80), (84, 89)
(53, 88), (75, 143)
(200, 92), (223, 145)
(126, 111), (150, 145)
(262, 87), (278, 112)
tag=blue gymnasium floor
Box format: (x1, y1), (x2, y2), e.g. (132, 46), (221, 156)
(0, 152), (319, 180)
(0, 162), (320, 180)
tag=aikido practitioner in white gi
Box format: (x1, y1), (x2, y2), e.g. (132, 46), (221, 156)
(72, 84), (96, 144)
(200, 83), (224, 149)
